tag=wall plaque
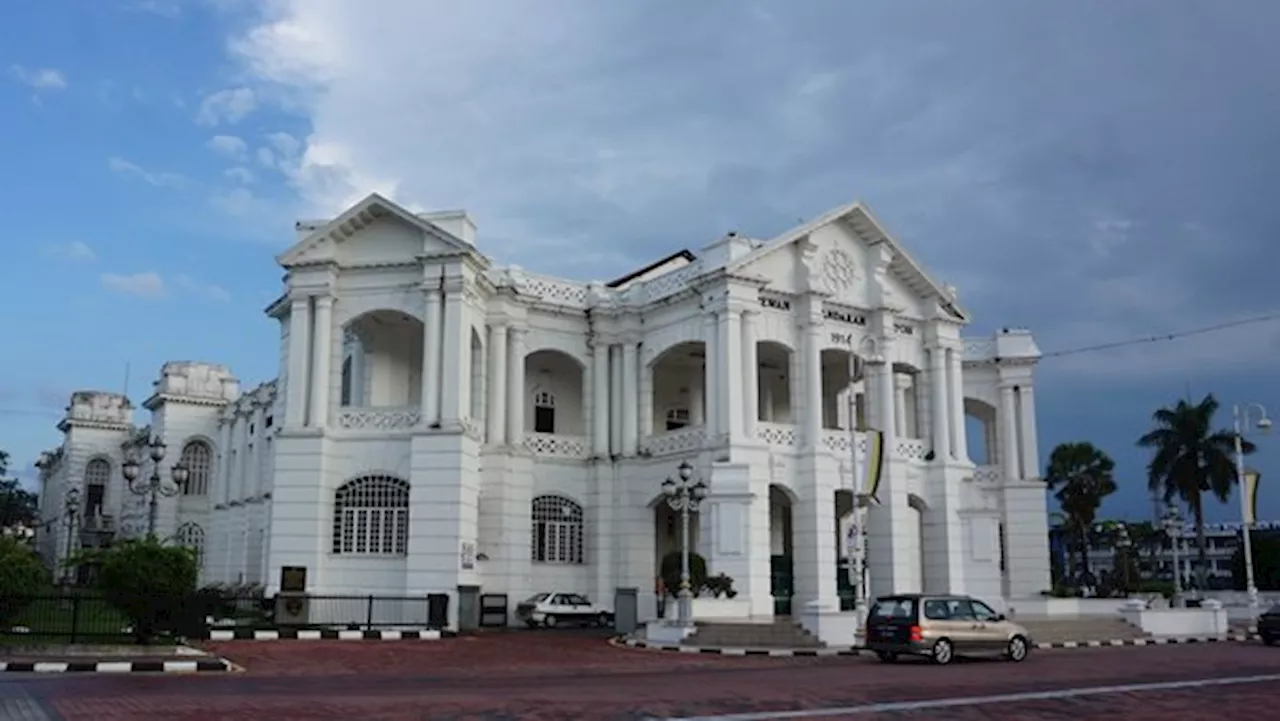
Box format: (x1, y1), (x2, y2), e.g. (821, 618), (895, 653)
(280, 565), (308, 593)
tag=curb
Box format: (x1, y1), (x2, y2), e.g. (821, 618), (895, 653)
(205, 628), (456, 641)
(0, 658), (234, 674)
(612, 632), (1262, 656)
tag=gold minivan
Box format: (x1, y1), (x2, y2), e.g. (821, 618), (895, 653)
(864, 594), (1032, 665)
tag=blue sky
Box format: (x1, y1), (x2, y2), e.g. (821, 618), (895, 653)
(3, 0), (1280, 526)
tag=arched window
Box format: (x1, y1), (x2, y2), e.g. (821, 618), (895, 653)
(665, 407), (690, 431)
(176, 522), (206, 569)
(531, 494), (584, 564)
(332, 475), (410, 555)
(83, 457), (110, 519)
(180, 440), (213, 496)
(533, 390), (556, 434)
(341, 355), (353, 406)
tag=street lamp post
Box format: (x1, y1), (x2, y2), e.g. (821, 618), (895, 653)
(122, 437), (189, 538)
(1112, 524), (1133, 594)
(61, 487), (81, 585)
(1233, 402), (1271, 612)
(662, 460), (708, 627)
(1161, 505), (1184, 607)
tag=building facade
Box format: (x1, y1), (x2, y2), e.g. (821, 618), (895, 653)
(36, 194), (1051, 630)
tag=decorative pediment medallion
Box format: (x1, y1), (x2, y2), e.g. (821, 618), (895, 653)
(819, 248), (860, 298)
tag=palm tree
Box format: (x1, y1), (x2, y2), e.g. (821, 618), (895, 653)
(1045, 442), (1118, 584)
(1136, 394), (1255, 591)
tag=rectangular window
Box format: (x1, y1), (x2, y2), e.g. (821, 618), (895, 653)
(534, 406), (555, 433)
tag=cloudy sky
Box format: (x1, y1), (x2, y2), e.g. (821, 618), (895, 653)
(2, 0), (1279, 522)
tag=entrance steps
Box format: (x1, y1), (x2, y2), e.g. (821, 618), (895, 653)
(1014, 617), (1152, 644)
(683, 619), (824, 648)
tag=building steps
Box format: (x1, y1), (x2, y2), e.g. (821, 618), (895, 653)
(683, 619), (824, 648)
(1014, 617), (1152, 644)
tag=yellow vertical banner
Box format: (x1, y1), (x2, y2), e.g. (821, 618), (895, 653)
(1243, 469), (1261, 525)
(864, 430), (885, 502)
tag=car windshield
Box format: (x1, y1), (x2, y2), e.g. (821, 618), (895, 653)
(523, 593), (550, 603)
(869, 598), (915, 620)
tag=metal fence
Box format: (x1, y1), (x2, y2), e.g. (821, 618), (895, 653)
(3, 590), (452, 642)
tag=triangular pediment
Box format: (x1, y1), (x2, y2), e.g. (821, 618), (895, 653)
(727, 202), (966, 321)
(276, 193), (471, 269)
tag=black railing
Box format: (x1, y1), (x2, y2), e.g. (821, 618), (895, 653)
(1, 592), (203, 644)
(204, 591), (451, 631)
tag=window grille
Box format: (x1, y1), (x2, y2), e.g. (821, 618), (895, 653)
(531, 494), (584, 564)
(180, 440), (213, 496)
(84, 458), (109, 518)
(533, 391), (556, 433)
(332, 475), (410, 556)
(176, 522), (206, 568)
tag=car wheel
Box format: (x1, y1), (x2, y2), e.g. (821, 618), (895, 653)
(597, 612), (612, 628)
(875, 651), (898, 663)
(931, 638), (954, 666)
(543, 615), (558, 628)
(1006, 635), (1029, 662)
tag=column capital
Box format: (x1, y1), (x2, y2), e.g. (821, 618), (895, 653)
(893, 373), (913, 390)
(508, 326), (527, 340)
(442, 275), (466, 295)
(314, 294), (334, 308)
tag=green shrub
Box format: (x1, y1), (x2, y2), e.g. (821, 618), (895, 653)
(82, 537), (199, 643)
(703, 573), (737, 599)
(1135, 580), (1175, 599)
(660, 550), (707, 597)
(0, 536), (49, 626)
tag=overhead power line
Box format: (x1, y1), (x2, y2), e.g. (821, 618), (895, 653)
(1041, 312), (1280, 361)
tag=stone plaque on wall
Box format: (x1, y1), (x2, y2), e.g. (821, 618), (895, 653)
(280, 565), (308, 593)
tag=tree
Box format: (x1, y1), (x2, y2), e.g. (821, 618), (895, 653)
(0, 535), (50, 627)
(78, 537), (199, 643)
(0, 449), (39, 532)
(1137, 394), (1254, 591)
(1045, 442), (1118, 583)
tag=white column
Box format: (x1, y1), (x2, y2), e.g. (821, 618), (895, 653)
(876, 359), (897, 444)
(999, 383), (1019, 481)
(285, 298), (311, 428)
(506, 327), (525, 445)
(486, 323), (508, 445)
(638, 356), (654, 440)
(719, 308), (744, 442)
(248, 405), (265, 498)
(741, 310), (758, 439)
(215, 418), (232, 505)
(621, 341), (639, 456)
(609, 345), (622, 454)
(1018, 385), (1039, 480)
(309, 295), (333, 428)
(929, 347), (950, 460)
(703, 313), (719, 439)
(893, 373), (909, 437)
(803, 321), (823, 447)
(422, 287), (443, 425)
(947, 346), (969, 462)
(591, 339), (610, 456)
(227, 414), (243, 501)
(440, 283), (468, 425)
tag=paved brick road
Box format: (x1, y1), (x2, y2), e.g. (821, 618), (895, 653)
(3, 632), (1277, 720)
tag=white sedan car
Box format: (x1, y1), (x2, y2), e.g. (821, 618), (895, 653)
(516, 592), (614, 628)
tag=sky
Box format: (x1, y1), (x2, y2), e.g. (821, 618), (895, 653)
(2, 0), (1279, 524)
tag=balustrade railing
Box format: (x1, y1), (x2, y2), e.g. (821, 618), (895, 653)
(756, 422), (797, 447)
(641, 426), (706, 456)
(974, 465), (1002, 485)
(523, 433), (589, 459)
(335, 406), (422, 431)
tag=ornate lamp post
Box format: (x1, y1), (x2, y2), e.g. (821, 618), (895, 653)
(1161, 504), (1184, 607)
(1112, 523), (1133, 594)
(122, 437), (189, 537)
(662, 460), (707, 627)
(1232, 402), (1270, 611)
(62, 487), (81, 585)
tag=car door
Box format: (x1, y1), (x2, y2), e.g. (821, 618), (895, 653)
(564, 594), (591, 620)
(549, 594), (573, 619)
(963, 599), (1007, 652)
(940, 598), (982, 653)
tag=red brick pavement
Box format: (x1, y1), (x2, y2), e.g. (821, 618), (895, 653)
(10, 633), (1280, 720)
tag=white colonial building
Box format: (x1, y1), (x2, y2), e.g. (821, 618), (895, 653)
(36, 193), (1050, 633)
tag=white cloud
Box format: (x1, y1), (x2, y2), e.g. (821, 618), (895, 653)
(44, 241), (96, 262)
(224, 166), (256, 184)
(207, 134), (248, 158)
(256, 146), (276, 169)
(8, 65), (67, 90)
(123, 0), (182, 18)
(100, 271), (230, 302)
(101, 271), (166, 299)
(173, 274), (232, 302)
(196, 87), (257, 126)
(107, 156), (185, 188)
(266, 131), (301, 157)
